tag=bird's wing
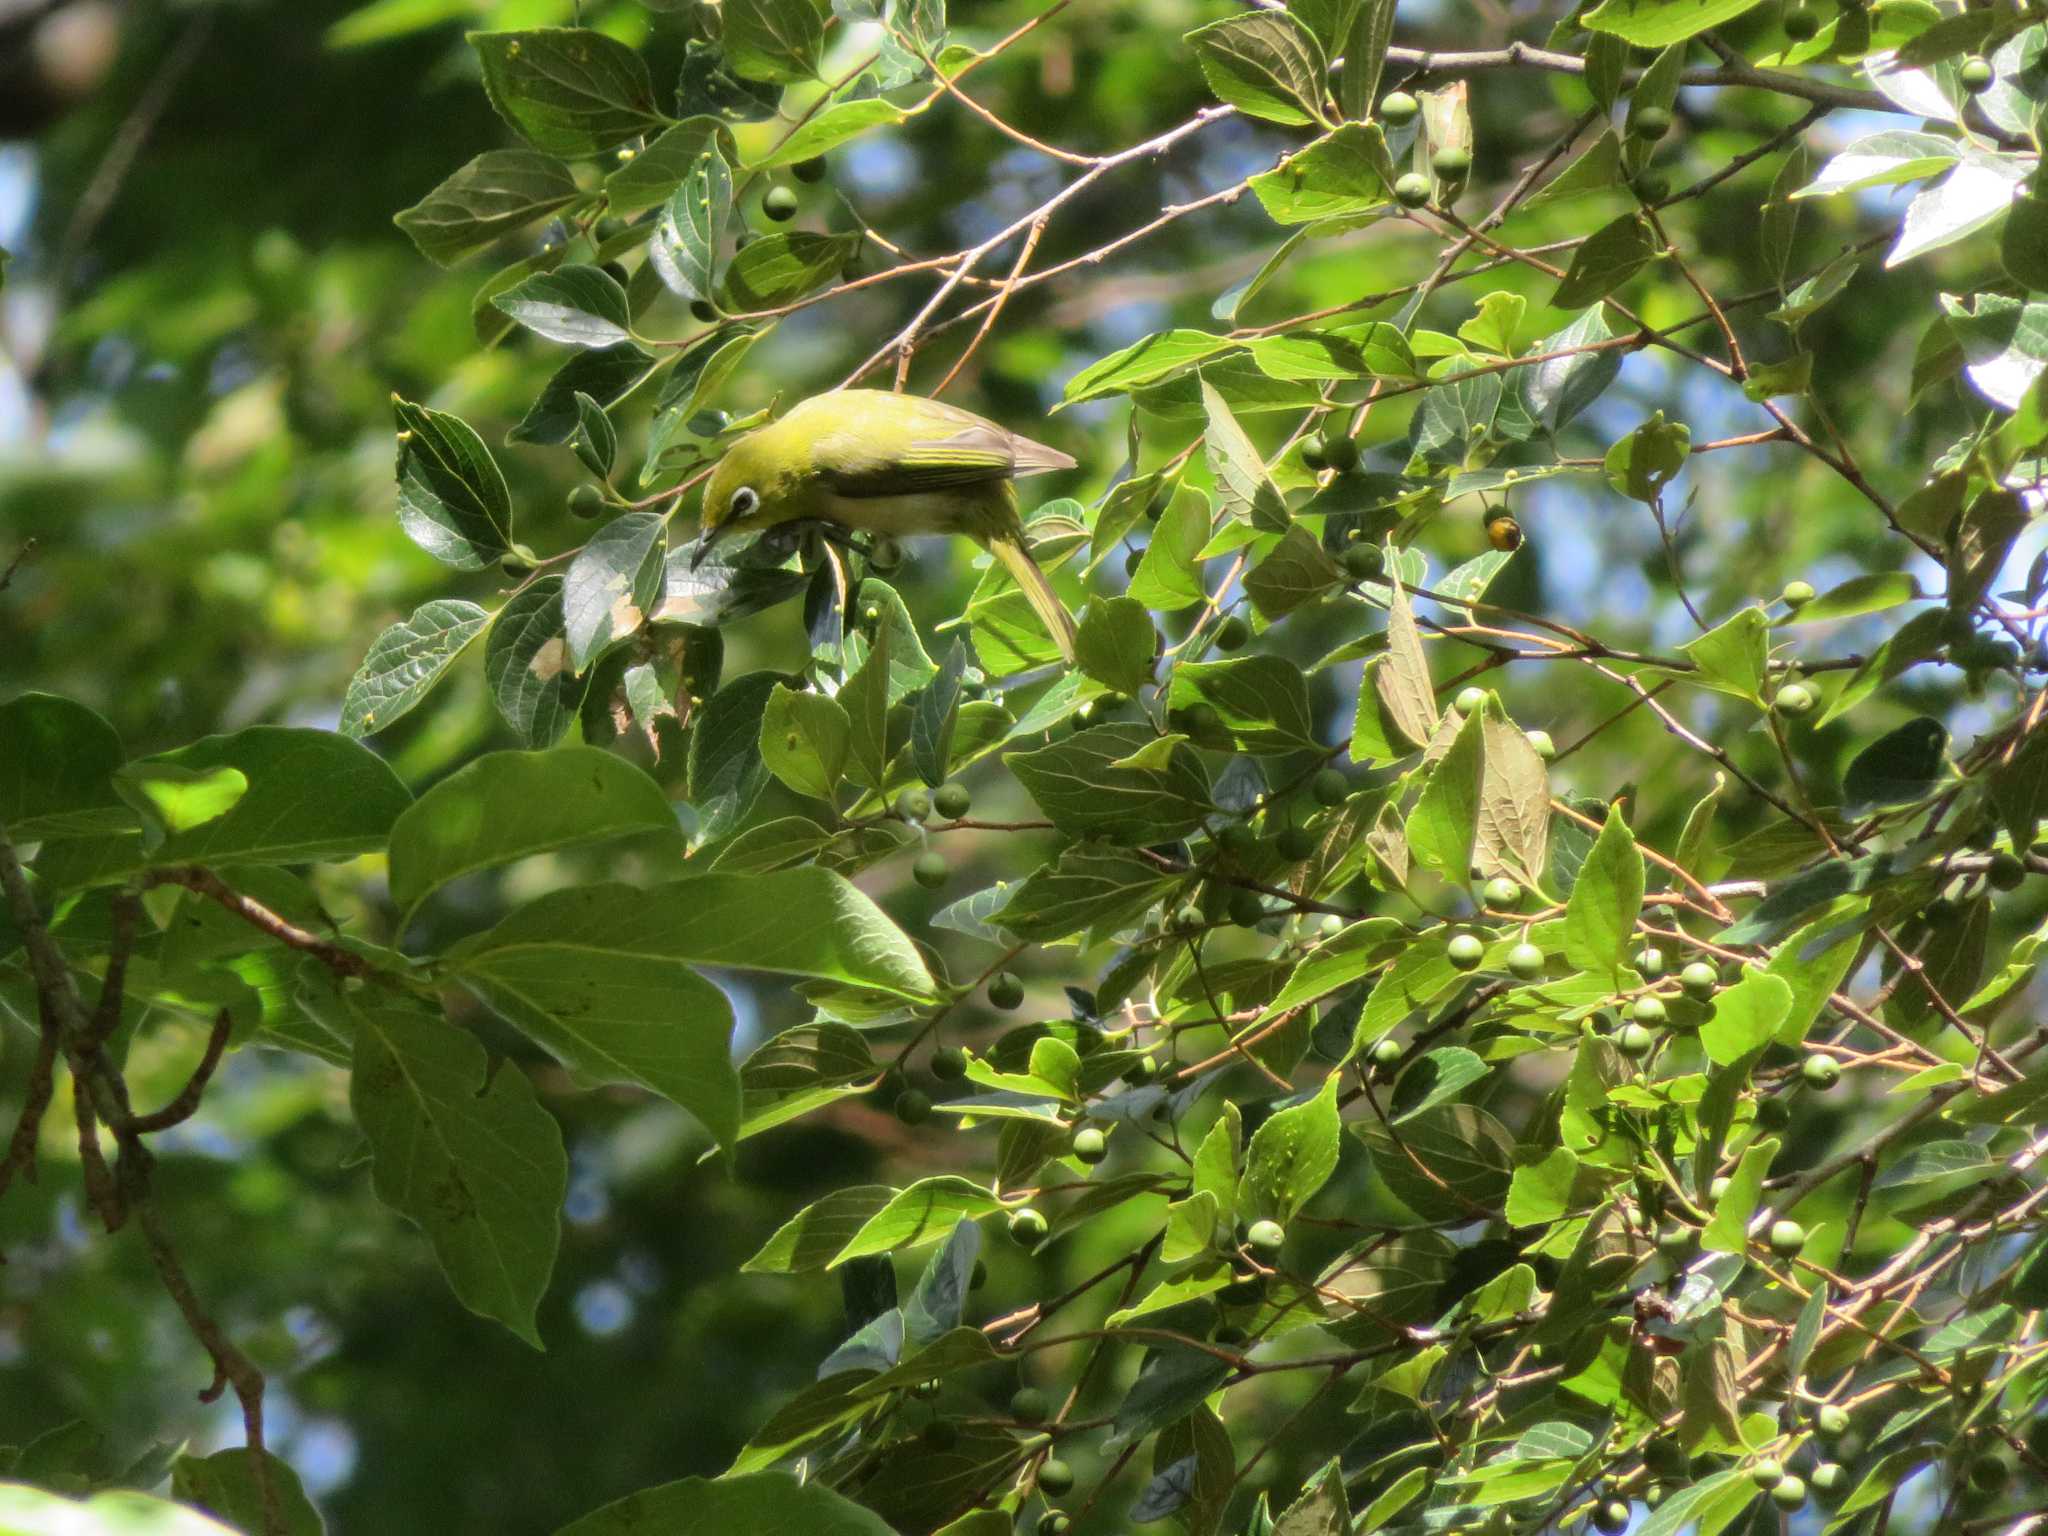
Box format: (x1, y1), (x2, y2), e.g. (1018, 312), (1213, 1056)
(813, 393), (1076, 497)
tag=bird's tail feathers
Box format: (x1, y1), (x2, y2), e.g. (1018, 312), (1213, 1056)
(985, 530), (1078, 664)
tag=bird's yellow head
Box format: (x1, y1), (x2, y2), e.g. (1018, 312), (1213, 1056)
(693, 427), (785, 569)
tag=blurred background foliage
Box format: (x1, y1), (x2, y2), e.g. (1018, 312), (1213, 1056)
(0, 0), (2028, 1530)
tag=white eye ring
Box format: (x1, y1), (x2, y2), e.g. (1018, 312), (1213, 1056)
(730, 486), (759, 517)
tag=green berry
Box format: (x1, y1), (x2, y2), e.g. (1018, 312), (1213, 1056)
(988, 971), (1025, 1011)
(894, 1088), (932, 1125)
(1617, 1022), (1655, 1058)
(1680, 961), (1718, 999)
(1802, 1053), (1841, 1089)
(1379, 91), (1419, 125)
(1008, 1207), (1048, 1243)
(1215, 615), (1251, 652)
(1751, 1458), (1784, 1490)
(1217, 823), (1259, 861)
(1969, 1453), (2011, 1492)
(933, 781), (972, 819)
(1633, 171), (1670, 203)
(1371, 1037), (1404, 1070)
(1276, 826), (1317, 862)
(1507, 942), (1546, 980)
(1343, 542), (1385, 580)
(1774, 682), (1816, 717)
(567, 484), (608, 519)
(1781, 579), (1816, 608)
(792, 156), (828, 183)
(1526, 729), (1556, 759)
(501, 550), (537, 577)
(1657, 1224), (1695, 1260)
(1593, 1500), (1631, 1536)
(1455, 685), (1489, 716)
(897, 788), (932, 822)
(1631, 995), (1667, 1026)
(1124, 1054), (1157, 1086)
(1757, 1095), (1792, 1130)
(1071, 1127), (1107, 1165)
(1299, 438), (1328, 471)
(1394, 172), (1432, 208)
(1313, 768), (1350, 806)
(1037, 1515), (1071, 1536)
(1320, 430), (1360, 472)
(1988, 851), (2026, 890)
(1816, 1404), (1851, 1438)
(1246, 1218), (1286, 1255)
(1960, 56), (1994, 93)
(1448, 932), (1486, 970)
(1810, 1461), (1846, 1495)
(1630, 106), (1674, 140)
(1010, 1386), (1051, 1422)
(913, 851), (949, 889)
(1037, 1457), (1075, 1495)
(1431, 145), (1472, 179)
(690, 299), (718, 323)
(1635, 947), (1667, 977)
(762, 184), (799, 221)
(1484, 876), (1522, 908)
(1784, 5), (1820, 40)
(1771, 1476), (1807, 1511)
(1228, 889), (1267, 928)
(1768, 1218), (1807, 1258)
(931, 1046), (967, 1081)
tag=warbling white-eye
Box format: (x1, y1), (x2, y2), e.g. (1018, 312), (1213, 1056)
(695, 389), (1080, 661)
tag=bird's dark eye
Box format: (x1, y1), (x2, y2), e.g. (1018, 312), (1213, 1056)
(730, 487), (759, 517)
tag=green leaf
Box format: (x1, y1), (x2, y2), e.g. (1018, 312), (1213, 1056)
(341, 599), (490, 739)
(1890, 144), (2030, 267)
(1374, 575), (1438, 749)
(0, 1484), (245, 1534)
(688, 671), (785, 839)
(1108, 1345), (1234, 1451)
(1356, 1103), (1514, 1218)
(1201, 379), (1289, 531)
(1604, 410), (1690, 502)
(1127, 489), (1211, 610)
(1582, 0), (1764, 46)
(564, 512), (666, 670)
(759, 681), (851, 802)
(1632, 1467), (1757, 1536)
(510, 342), (664, 446)
(1245, 525), (1343, 620)
(1074, 596), (1158, 696)
(722, 0), (827, 83)
(1523, 307), (1623, 433)
(128, 727), (409, 867)
(1797, 129), (1959, 199)
(1698, 970), (1793, 1066)
(1335, 0), (1397, 122)
(1680, 605), (1769, 705)
(839, 622), (894, 791)
(1168, 656), (1316, 753)
(1939, 293), (2048, 412)
(1563, 804), (1642, 974)
(470, 28), (665, 156)
(1007, 723), (1212, 844)
(909, 639), (968, 788)
(1701, 1135), (1778, 1255)
(1773, 572), (1921, 626)
(1186, 12), (1330, 126)
(1552, 214), (1655, 310)
(648, 147), (733, 304)
(834, 1177), (1003, 1263)
(1061, 330), (1234, 407)
(2003, 192), (2048, 291)
(1240, 1075), (1341, 1222)
(1506, 1146), (1578, 1225)
(744, 1185), (895, 1272)
(493, 263), (633, 348)
(1405, 707), (1484, 882)
(739, 1023), (876, 1140)
(0, 692), (130, 838)
(602, 117), (734, 218)
(553, 1471), (897, 1536)
(393, 397), (514, 569)
(170, 1450), (325, 1536)
(394, 149), (583, 267)
(113, 763), (248, 847)
(995, 847), (1173, 942)
(1843, 716), (1948, 808)
(387, 747), (678, 918)
(486, 578), (583, 748)
(719, 231), (860, 312)
(347, 992), (565, 1346)
(1250, 123), (1392, 225)
(753, 98), (912, 169)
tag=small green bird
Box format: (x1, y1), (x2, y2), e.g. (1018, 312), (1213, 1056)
(695, 389), (1079, 661)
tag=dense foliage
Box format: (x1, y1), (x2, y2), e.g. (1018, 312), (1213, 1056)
(3, 0), (2048, 1532)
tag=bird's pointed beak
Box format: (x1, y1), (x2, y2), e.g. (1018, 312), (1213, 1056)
(690, 521), (727, 571)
